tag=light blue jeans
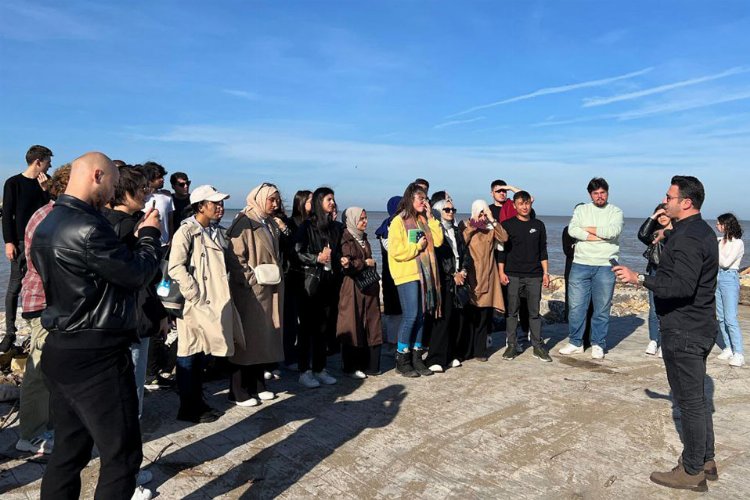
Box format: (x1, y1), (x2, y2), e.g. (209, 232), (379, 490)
(567, 263), (616, 349)
(130, 337), (150, 419)
(396, 280), (424, 352)
(647, 268), (660, 343)
(716, 269), (743, 354)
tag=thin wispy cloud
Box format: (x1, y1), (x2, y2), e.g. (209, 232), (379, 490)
(0, 2), (100, 40)
(434, 116), (485, 129)
(583, 67), (749, 107)
(223, 89), (260, 100)
(448, 67), (653, 118)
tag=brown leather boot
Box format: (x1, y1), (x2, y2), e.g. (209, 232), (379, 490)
(650, 463), (708, 492)
(678, 456), (719, 481)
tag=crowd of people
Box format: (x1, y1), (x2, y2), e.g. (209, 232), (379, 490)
(0, 145), (745, 497)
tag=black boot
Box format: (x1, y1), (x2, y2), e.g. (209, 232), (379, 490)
(395, 351), (420, 377)
(412, 349), (433, 376)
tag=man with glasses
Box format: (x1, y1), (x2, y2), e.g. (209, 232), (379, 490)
(1, 145), (53, 354)
(170, 171), (191, 228)
(614, 176), (717, 492)
(559, 177), (623, 360)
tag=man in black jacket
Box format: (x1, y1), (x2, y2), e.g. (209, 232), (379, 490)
(31, 152), (162, 499)
(614, 176), (718, 492)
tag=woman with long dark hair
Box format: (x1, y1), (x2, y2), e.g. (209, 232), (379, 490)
(388, 183), (444, 377)
(291, 190), (313, 227)
(293, 187), (341, 387)
(637, 203), (672, 357)
(715, 213), (745, 367)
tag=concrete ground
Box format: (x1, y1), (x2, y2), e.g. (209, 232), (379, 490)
(1, 308), (748, 499)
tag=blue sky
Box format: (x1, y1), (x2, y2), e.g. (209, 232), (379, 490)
(1, 0), (749, 218)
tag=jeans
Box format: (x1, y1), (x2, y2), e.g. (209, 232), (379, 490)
(647, 268), (660, 343)
(4, 248), (26, 335)
(661, 328), (715, 474)
(396, 280), (424, 352)
(716, 269), (743, 354)
(41, 346), (141, 499)
(176, 353), (209, 413)
(19, 317), (51, 440)
(506, 276), (543, 348)
(130, 337), (150, 419)
(567, 263), (615, 349)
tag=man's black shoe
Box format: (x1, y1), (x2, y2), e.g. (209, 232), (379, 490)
(0, 333), (17, 354)
(502, 346), (519, 360)
(144, 375), (176, 390)
(177, 408), (220, 424)
(533, 346), (553, 362)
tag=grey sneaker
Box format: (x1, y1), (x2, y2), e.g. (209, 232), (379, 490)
(533, 346), (552, 362)
(502, 346), (519, 361)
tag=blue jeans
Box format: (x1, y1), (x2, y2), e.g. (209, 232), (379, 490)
(396, 280), (424, 352)
(567, 263), (615, 349)
(716, 269), (743, 354)
(647, 268), (660, 343)
(130, 337), (150, 419)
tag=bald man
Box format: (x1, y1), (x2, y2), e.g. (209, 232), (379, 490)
(31, 152), (162, 500)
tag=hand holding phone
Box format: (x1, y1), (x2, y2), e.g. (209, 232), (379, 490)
(609, 258), (619, 267)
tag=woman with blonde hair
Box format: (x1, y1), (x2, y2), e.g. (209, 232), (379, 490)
(461, 199), (508, 361)
(226, 183), (286, 406)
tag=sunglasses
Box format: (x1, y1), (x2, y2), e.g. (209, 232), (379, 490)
(176, 180), (191, 187)
(493, 189), (507, 193)
(442, 207), (457, 213)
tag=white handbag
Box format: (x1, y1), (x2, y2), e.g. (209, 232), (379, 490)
(253, 263), (282, 286)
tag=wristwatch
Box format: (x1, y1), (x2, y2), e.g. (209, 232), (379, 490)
(637, 273), (645, 286)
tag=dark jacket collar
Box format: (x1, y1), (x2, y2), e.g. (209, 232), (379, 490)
(54, 194), (103, 217)
(672, 213), (702, 230)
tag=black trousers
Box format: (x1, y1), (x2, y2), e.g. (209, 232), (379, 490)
(4, 247), (26, 335)
(341, 344), (381, 374)
(661, 328), (715, 474)
(297, 288), (333, 372)
(425, 282), (465, 367)
(506, 276), (543, 348)
(146, 331), (177, 377)
(465, 305), (492, 359)
(41, 345), (141, 500)
(229, 364), (266, 401)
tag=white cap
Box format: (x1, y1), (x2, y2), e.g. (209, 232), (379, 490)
(190, 185), (230, 205)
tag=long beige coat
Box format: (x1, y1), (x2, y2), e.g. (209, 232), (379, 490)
(461, 221), (508, 312)
(225, 212), (284, 365)
(168, 218), (243, 357)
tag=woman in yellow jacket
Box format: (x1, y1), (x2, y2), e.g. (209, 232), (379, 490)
(388, 183), (444, 377)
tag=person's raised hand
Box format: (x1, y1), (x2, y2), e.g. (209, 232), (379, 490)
(340, 256), (350, 268)
(37, 172), (49, 191)
(417, 236), (428, 251)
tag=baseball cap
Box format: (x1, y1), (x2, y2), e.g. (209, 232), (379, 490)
(190, 185), (230, 204)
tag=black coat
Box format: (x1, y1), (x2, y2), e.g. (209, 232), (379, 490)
(638, 217), (665, 272)
(434, 223), (472, 283)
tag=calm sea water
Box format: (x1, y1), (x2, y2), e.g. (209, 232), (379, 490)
(2, 210), (747, 311)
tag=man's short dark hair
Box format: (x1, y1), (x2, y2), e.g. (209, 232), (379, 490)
(671, 175), (705, 209)
(414, 178), (429, 189)
(170, 171), (188, 186)
(26, 145), (53, 166)
(491, 179), (507, 189)
(587, 177), (609, 193)
(513, 191), (532, 202)
(113, 166), (148, 206)
(138, 161), (167, 182)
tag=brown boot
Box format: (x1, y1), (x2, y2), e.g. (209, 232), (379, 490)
(678, 456), (719, 481)
(650, 463), (708, 492)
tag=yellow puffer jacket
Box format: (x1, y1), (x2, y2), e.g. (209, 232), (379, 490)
(387, 215), (444, 286)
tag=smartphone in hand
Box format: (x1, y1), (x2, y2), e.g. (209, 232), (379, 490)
(609, 258), (619, 267)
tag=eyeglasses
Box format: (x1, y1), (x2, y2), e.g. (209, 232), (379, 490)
(176, 180), (191, 187)
(442, 207), (457, 213)
(665, 194), (683, 202)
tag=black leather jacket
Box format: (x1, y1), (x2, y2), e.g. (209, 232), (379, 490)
(293, 218), (343, 275)
(638, 217), (665, 272)
(31, 195), (162, 350)
(434, 222), (472, 284)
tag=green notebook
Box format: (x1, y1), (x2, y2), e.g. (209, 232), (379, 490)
(408, 228), (425, 243)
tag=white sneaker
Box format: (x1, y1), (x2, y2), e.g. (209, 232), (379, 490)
(313, 369), (337, 385)
(729, 353), (745, 367)
(236, 397), (260, 407)
(136, 469), (153, 486)
(450, 359), (462, 368)
(657, 347), (662, 358)
(558, 343), (584, 355)
(299, 370), (320, 388)
(257, 391), (276, 401)
(645, 340), (658, 355)
(347, 370), (368, 379)
(263, 371), (273, 380)
(717, 348), (733, 360)
(591, 345), (605, 359)
(16, 435), (53, 454)
(131, 486), (153, 500)
(427, 364), (444, 373)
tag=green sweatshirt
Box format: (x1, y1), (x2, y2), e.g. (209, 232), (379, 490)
(568, 202), (624, 266)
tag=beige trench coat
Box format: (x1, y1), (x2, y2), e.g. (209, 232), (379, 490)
(461, 221), (508, 312)
(225, 212), (284, 365)
(168, 219), (243, 357)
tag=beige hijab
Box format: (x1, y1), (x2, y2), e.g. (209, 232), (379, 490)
(244, 183), (279, 220)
